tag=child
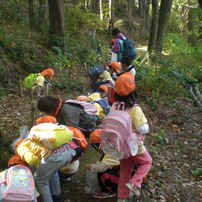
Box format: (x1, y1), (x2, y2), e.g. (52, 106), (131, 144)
(24, 68), (54, 98)
(113, 72), (153, 202)
(35, 116), (85, 183)
(85, 129), (120, 199)
(88, 88), (111, 126)
(119, 56), (136, 76)
(37, 96), (96, 137)
(16, 122), (75, 202)
(90, 62), (121, 92)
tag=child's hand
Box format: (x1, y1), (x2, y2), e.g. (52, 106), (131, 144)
(86, 164), (91, 170)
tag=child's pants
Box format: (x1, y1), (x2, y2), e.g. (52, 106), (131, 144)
(34, 143), (76, 202)
(117, 151), (153, 199)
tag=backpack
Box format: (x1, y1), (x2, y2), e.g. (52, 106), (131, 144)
(23, 73), (41, 89)
(119, 38), (137, 58)
(0, 165), (36, 202)
(100, 103), (143, 159)
(88, 65), (106, 81)
(64, 102), (96, 132)
(91, 99), (111, 116)
(68, 126), (88, 153)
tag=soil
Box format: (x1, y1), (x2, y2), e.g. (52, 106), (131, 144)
(0, 86), (201, 202)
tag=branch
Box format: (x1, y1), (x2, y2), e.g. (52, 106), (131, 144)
(189, 85), (202, 107)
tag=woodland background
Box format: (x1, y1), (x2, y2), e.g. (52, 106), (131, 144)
(0, 0), (202, 201)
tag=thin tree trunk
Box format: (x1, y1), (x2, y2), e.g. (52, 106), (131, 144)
(48, 0), (66, 52)
(156, 0), (173, 54)
(28, 0), (36, 29)
(148, 0), (158, 54)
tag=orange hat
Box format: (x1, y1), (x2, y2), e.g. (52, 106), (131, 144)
(77, 95), (88, 102)
(115, 72), (135, 96)
(41, 68), (54, 79)
(109, 62), (121, 73)
(36, 115), (57, 124)
(90, 129), (102, 144)
(111, 39), (115, 43)
(99, 85), (108, 93)
(8, 155), (28, 167)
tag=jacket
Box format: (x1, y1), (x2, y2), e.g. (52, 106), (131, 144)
(112, 33), (126, 61)
(56, 102), (96, 131)
(17, 123), (74, 167)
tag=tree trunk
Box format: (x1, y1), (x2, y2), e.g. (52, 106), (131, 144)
(127, 0), (134, 29)
(37, 0), (48, 31)
(138, 0), (145, 18)
(156, 0), (173, 55)
(148, 0), (158, 54)
(99, 0), (103, 20)
(188, 0), (195, 44)
(48, 0), (66, 52)
(144, 0), (151, 29)
(28, 0), (36, 29)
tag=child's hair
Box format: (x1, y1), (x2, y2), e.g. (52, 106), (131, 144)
(120, 56), (132, 66)
(38, 96), (59, 115)
(114, 91), (138, 109)
(112, 28), (121, 37)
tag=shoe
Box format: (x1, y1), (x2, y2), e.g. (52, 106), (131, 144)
(92, 190), (116, 199)
(125, 182), (140, 197)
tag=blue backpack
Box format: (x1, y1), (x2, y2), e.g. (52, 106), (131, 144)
(88, 65), (106, 81)
(92, 99), (111, 115)
(119, 38), (137, 58)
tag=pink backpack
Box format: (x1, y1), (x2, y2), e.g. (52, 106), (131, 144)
(100, 102), (143, 159)
(0, 165), (36, 202)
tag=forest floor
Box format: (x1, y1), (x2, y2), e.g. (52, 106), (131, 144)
(0, 81), (202, 202)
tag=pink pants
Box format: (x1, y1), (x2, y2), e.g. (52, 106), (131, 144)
(117, 151), (153, 199)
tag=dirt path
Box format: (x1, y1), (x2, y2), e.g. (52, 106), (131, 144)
(0, 90), (201, 202)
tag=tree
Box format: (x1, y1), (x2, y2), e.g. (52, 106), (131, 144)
(156, 0), (173, 54)
(148, 0), (159, 54)
(28, 0), (36, 29)
(48, 0), (66, 52)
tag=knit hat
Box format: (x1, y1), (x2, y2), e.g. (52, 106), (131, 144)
(115, 72), (135, 96)
(109, 62), (121, 73)
(8, 155), (28, 167)
(77, 95), (88, 102)
(36, 115), (57, 124)
(98, 85), (108, 93)
(41, 68), (54, 79)
(90, 129), (102, 144)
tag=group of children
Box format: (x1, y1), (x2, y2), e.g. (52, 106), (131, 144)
(5, 28), (153, 202)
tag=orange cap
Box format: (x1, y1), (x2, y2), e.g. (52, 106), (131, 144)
(111, 39), (115, 43)
(109, 62), (121, 73)
(77, 95), (88, 102)
(36, 115), (57, 124)
(8, 155), (28, 167)
(41, 68), (54, 79)
(99, 85), (108, 93)
(90, 129), (102, 144)
(115, 72), (135, 96)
